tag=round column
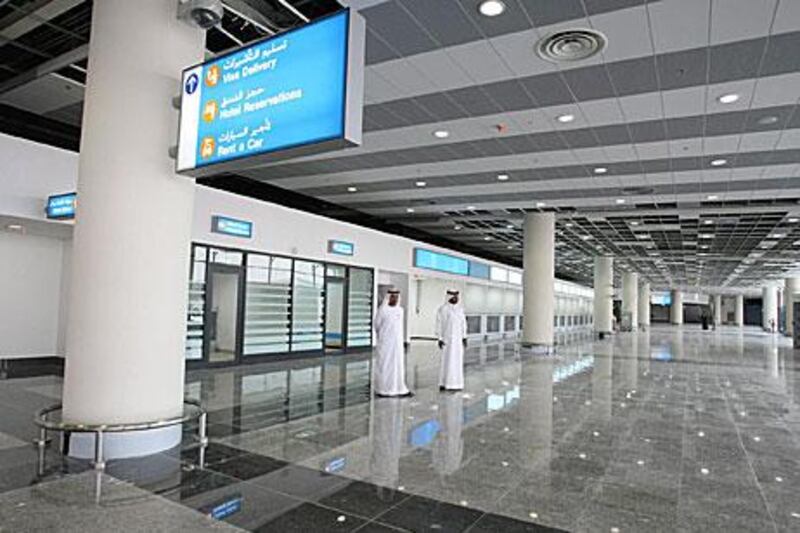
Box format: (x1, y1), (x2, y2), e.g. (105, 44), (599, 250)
(670, 290), (683, 325)
(522, 213), (554, 350)
(62, 0), (205, 459)
(763, 285), (778, 332)
(785, 278), (799, 337)
(593, 256), (613, 336)
(735, 295), (744, 327)
(713, 294), (722, 326)
(622, 272), (639, 331)
(638, 281), (651, 330)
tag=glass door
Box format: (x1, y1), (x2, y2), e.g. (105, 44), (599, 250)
(325, 265), (347, 353)
(291, 260), (325, 352)
(204, 264), (244, 365)
(347, 268), (373, 348)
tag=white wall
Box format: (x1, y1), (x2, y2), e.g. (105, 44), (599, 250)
(410, 277), (469, 338)
(0, 232), (68, 358)
(0, 133), (592, 358)
(0, 133), (78, 221)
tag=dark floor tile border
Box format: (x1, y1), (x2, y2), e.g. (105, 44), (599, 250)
(0, 357), (64, 379)
(163, 443), (571, 532)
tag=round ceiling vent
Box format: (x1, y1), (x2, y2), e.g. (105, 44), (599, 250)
(536, 29), (606, 63)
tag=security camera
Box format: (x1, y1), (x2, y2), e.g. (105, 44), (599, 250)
(178, 0), (224, 30)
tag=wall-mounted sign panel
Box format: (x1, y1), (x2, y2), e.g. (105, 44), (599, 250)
(489, 266), (508, 283)
(45, 192), (77, 220)
(211, 215), (253, 238)
(469, 261), (490, 280)
(414, 248), (469, 276)
(651, 293), (672, 306)
(508, 271), (522, 285)
(328, 239), (354, 256)
(177, 9), (365, 177)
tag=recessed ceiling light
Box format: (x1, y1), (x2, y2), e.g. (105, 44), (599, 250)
(6, 224), (23, 231)
(594, 167), (608, 174)
(630, 221), (639, 226)
(497, 174), (510, 181)
(565, 223), (574, 228)
(710, 159), (727, 166)
(484, 236), (492, 241)
(536, 201), (546, 208)
(758, 115), (779, 125)
(718, 93), (739, 104)
(467, 205), (476, 210)
(704, 219), (713, 225)
(478, 0), (505, 17)
(433, 130), (449, 139)
(557, 114), (575, 123)
(506, 224), (514, 229)
(582, 235), (593, 241)
(707, 194), (719, 200)
(347, 186), (358, 193)
(616, 198), (626, 205)
(454, 225), (462, 230)
(406, 207), (415, 213)
(415, 181), (427, 187)
(789, 218), (799, 223)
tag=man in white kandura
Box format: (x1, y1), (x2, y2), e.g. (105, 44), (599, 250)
(436, 289), (468, 392)
(373, 288), (413, 397)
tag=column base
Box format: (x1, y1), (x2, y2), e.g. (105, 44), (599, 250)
(519, 343), (555, 356)
(65, 425), (182, 460)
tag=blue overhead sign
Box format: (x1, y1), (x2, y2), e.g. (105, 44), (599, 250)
(46, 192), (77, 220)
(328, 240), (354, 256)
(414, 248), (469, 276)
(177, 10), (365, 176)
(211, 215), (252, 238)
(469, 261), (490, 280)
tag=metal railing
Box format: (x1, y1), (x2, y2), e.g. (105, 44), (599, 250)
(33, 399), (208, 471)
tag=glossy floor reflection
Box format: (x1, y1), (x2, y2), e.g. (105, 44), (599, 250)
(2, 326), (800, 532)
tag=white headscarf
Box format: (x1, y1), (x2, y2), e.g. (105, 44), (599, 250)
(382, 287), (401, 307)
(445, 289), (461, 306)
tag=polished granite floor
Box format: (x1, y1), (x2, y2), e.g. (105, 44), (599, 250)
(1, 326), (800, 532)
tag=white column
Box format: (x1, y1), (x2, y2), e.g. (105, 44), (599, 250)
(763, 285), (778, 332)
(638, 281), (651, 329)
(622, 272), (639, 331)
(713, 295), (722, 325)
(785, 278), (799, 337)
(593, 256), (613, 335)
(62, 0), (204, 459)
(522, 213), (554, 349)
(670, 290), (683, 325)
(735, 295), (744, 327)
